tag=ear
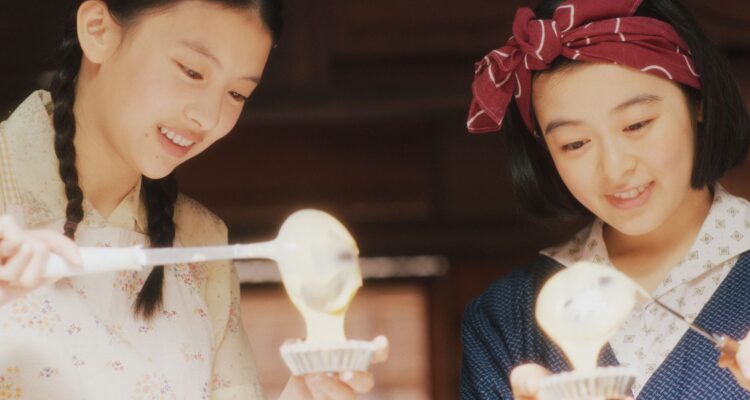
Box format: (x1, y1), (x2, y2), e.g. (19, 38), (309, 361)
(77, 0), (123, 64)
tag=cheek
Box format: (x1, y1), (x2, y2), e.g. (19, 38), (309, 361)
(551, 155), (598, 204)
(194, 107), (242, 152)
(641, 122), (695, 182)
(213, 106), (242, 142)
(114, 59), (184, 131)
(222, 106), (243, 132)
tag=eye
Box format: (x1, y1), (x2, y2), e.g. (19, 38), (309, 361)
(624, 119), (653, 132)
(178, 63), (203, 80)
(229, 91), (249, 103)
(562, 139), (589, 152)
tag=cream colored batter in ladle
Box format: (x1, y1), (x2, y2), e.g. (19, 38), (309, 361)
(43, 209), (363, 345)
(537, 260), (739, 372)
(536, 262), (637, 371)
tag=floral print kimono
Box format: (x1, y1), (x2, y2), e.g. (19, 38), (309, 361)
(0, 91), (264, 399)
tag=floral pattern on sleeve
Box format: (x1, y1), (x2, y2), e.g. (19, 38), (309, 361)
(0, 91), (263, 400)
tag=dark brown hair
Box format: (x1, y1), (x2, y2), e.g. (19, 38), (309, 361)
(50, 0), (283, 318)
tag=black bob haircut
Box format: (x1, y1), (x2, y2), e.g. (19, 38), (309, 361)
(504, 0), (750, 218)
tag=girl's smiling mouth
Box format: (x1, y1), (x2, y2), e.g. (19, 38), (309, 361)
(157, 125), (199, 157)
(605, 181), (655, 210)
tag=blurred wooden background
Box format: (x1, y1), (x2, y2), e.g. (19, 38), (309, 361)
(1, 0), (749, 398)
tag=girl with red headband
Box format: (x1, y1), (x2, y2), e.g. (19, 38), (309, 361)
(461, 0), (750, 398)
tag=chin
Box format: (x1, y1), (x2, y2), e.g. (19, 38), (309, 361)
(605, 215), (662, 237)
(139, 163), (177, 180)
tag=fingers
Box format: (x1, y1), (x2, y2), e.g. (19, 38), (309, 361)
(339, 371), (374, 393)
(718, 349), (750, 392)
(719, 351), (733, 369)
(281, 358), (380, 399)
(278, 375), (312, 400)
(19, 242), (49, 287)
(304, 373), (356, 400)
(719, 334), (750, 378)
(510, 363), (552, 399)
(300, 335), (387, 399)
(282, 338), (302, 347)
(724, 361), (750, 390)
(371, 335), (389, 364)
(0, 217), (80, 303)
(0, 223), (81, 289)
(0, 215), (24, 258)
(736, 335), (750, 380)
(28, 230), (82, 267)
(0, 243), (33, 281)
(0, 283), (38, 306)
(0, 241), (51, 289)
(315, 334), (385, 396)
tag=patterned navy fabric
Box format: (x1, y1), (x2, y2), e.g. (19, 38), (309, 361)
(460, 253), (750, 399)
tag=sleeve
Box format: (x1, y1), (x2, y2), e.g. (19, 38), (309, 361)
(0, 124), (7, 215)
(460, 296), (516, 400)
(209, 266), (265, 400)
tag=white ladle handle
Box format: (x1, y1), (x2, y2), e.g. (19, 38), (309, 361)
(44, 247), (143, 279)
(231, 241), (278, 259)
(43, 241), (281, 279)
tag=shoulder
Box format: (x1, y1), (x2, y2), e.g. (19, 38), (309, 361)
(3, 90), (54, 135)
(462, 255), (562, 347)
(460, 256), (564, 398)
(465, 256), (562, 326)
(173, 193), (228, 246)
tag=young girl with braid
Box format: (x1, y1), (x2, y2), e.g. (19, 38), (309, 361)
(0, 1), (384, 398)
(460, 0), (750, 398)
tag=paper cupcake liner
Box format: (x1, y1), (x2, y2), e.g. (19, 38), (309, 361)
(538, 367), (636, 400)
(280, 339), (378, 376)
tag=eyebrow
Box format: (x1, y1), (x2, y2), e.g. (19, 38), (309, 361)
(544, 119), (583, 135)
(611, 94), (662, 113)
(543, 94), (662, 135)
(179, 40), (260, 83)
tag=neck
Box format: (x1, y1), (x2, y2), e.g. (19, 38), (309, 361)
(603, 187), (713, 292)
(72, 79), (140, 219)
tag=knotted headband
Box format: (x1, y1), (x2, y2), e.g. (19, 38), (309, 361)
(467, 0), (702, 136)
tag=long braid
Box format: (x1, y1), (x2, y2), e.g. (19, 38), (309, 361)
(49, 5), (178, 319)
(133, 175), (178, 318)
(48, 0), (282, 320)
(50, 23), (85, 240)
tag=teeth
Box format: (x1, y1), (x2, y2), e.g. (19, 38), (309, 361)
(159, 126), (194, 148)
(612, 184), (649, 199)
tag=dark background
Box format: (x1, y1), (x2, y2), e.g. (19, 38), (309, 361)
(2, 1), (749, 397)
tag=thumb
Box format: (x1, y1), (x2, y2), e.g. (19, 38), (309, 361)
(510, 363), (551, 398)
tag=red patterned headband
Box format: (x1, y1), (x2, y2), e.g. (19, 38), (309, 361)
(467, 0), (702, 136)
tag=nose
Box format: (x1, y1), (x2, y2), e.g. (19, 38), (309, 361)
(184, 91), (222, 132)
(598, 135), (637, 184)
